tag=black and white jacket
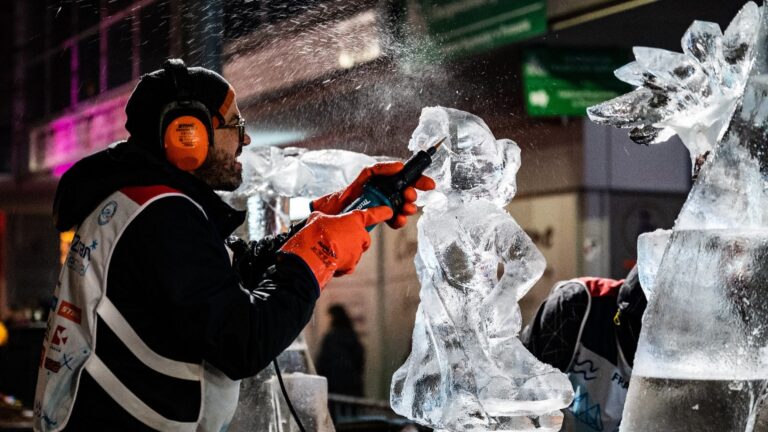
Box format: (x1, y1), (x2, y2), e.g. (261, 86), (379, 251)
(37, 141), (318, 431)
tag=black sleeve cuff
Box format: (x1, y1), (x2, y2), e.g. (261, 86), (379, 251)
(276, 251), (321, 298)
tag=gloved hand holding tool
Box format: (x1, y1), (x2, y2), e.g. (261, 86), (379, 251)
(281, 138), (443, 288)
(280, 207), (393, 287)
(311, 139), (442, 229)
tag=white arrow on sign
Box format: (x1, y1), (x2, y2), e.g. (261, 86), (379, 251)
(529, 90), (550, 108)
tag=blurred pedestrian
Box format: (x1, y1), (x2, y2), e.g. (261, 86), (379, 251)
(316, 305), (365, 396)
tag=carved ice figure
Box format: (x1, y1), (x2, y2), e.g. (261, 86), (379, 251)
(390, 107), (573, 432)
(588, 2), (768, 431)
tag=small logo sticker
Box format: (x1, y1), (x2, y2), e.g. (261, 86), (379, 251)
(66, 235), (97, 276)
(51, 326), (68, 346)
(98, 201), (118, 225)
(44, 357), (62, 373)
(57, 301), (82, 324)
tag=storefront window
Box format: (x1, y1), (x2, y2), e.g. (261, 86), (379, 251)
(139, 1), (170, 75)
(25, 62), (46, 122)
(76, 0), (100, 33)
(25, 0), (47, 52)
(106, 0), (135, 17)
(107, 17), (133, 89)
(49, 0), (73, 46)
(78, 34), (101, 102)
(51, 47), (72, 113)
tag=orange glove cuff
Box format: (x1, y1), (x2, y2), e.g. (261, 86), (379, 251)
(280, 230), (337, 288)
(279, 207), (393, 290)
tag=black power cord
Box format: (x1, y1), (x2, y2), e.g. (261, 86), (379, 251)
(273, 358), (307, 432)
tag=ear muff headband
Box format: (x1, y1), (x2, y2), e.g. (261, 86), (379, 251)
(160, 59), (213, 171)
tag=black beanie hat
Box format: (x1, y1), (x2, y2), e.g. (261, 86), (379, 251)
(124, 59), (235, 156)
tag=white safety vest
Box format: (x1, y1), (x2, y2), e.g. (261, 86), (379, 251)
(33, 186), (240, 432)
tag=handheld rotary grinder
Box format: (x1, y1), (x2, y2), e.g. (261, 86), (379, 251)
(343, 137), (445, 231)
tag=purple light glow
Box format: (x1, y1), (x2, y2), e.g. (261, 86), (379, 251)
(32, 93), (130, 174)
(52, 162), (76, 178)
(50, 117), (78, 166)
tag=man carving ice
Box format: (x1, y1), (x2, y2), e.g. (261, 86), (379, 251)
(33, 59), (433, 431)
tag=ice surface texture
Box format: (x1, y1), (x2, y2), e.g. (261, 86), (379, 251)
(588, 2), (761, 165)
(407, 107), (520, 208)
(227, 146), (381, 240)
(635, 229), (768, 380)
(587, 2), (768, 431)
(238, 146), (379, 199)
(391, 107), (572, 431)
(635, 228), (670, 302)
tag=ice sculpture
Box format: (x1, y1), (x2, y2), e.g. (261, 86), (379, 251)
(226, 146), (380, 432)
(390, 107), (573, 431)
(231, 146), (379, 240)
(588, 1), (759, 168)
(588, 2), (768, 430)
(238, 146), (379, 201)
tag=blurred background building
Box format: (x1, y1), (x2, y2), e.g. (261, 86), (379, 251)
(0, 0), (747, 425)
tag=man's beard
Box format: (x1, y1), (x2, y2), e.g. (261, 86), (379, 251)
(193, 147), (242, 191)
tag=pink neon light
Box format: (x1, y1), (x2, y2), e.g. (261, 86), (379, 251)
(50, 117), (78, 166)
(52, 162), (75, 178)
(42, 95), (129, 173)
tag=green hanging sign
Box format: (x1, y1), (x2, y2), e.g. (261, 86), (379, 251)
(419, 0), (547, 57)
(523, 48), (632, 117)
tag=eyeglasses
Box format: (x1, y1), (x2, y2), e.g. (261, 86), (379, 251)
(218, 116), (246, 145)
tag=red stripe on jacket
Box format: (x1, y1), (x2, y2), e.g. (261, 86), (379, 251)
(121, 185), (182, 205)
(577, 277), (625, 298)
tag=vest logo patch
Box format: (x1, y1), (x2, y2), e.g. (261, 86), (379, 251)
(57, 301), (81, 324)
(611, 372), (630, 389)
(51, 325), (68, 346)
(571, 357), (599, 381)
(44, 357), (62, 373)
(570, 389), (603, 430)
(98, 200), (118, 225)
(66, 235), (98, 276)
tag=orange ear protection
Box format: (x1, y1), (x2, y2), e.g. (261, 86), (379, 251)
(159, 59), (213, 171)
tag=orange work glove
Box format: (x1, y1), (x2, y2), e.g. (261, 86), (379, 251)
(279, 206), (394, 289)
(311, 161), (436, 229)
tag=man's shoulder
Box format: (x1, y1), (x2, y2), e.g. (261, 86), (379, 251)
(119, 185), (187, 205)
(529, 280), (590, 329)
(110, 187), (221, 263)
(549, 279), (590, 305)
(122, 188), (209, 231)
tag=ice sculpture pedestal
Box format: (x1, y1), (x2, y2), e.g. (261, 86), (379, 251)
(621, 229), (768, 432)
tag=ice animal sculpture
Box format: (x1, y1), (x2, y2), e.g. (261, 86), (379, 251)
(390, 107), (573, 431)
(588, 2), (768, 430)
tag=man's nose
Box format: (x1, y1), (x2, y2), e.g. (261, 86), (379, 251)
(243, 131), (251, 146)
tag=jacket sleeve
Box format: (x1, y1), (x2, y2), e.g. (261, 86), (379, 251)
(224, 224), (301, 289)
(122, 197), (319, 380)
(521, 283), (587, 372)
